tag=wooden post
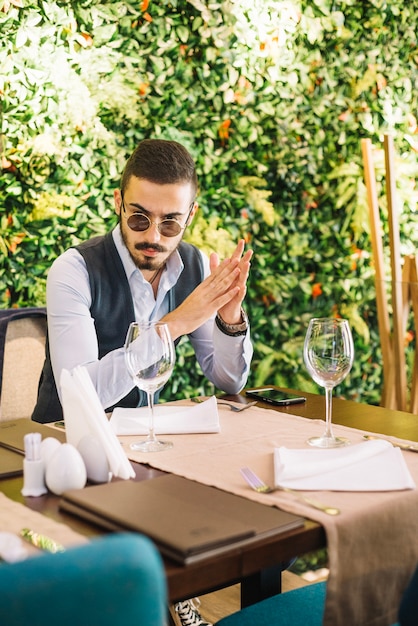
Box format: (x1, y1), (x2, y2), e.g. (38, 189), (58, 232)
(361, 138), (395, 408)
(408, 256), (418, 414)
(384, 133), (407, 411)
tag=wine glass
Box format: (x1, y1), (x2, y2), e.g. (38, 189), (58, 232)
(125, 321), (175, 452)
(303, 317), (354, 448)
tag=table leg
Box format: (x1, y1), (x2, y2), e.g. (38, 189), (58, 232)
(240, 565), (283, 607)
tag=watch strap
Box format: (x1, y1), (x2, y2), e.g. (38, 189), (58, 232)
(215, 308), (248, 337)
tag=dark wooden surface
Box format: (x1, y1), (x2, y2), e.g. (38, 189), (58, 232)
(1, 388), (417, 603)
(224, 388), (418, 441)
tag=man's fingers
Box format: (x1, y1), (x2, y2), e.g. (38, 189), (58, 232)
(209, 252), (220, 273)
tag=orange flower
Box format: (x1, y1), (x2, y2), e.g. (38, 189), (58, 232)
(138, 83), (148, 96)
(141, 0), (150, 10)
(262, 293), (275, 307)
(143, 12), (152, 22)
(312, 283), (323, 299)
(218, 120), (231, 145)
(350, 246), (365, 270)
(405, 330), (414, 346)
(81, 32), (93, 46)
(240, 209), (249, 219)
(8, 233), (26, 254)
(338, 110), (350, 122)
(331, 305), (341, 318)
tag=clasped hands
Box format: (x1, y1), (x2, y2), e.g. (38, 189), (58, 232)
(164, 239), (252, 340)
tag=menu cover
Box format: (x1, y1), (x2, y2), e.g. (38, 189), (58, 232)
(0, 446), (24, 478)
(0, 419), (66, 454)
(60, 474), (305, 565)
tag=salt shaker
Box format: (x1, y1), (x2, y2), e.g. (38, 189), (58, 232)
(21, 432), (47, 497)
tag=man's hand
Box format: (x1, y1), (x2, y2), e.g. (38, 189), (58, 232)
(162, 239), (253, 340)
(211, 239), (252, 325)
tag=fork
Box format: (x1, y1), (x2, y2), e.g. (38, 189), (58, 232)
(191, 397), (257, 412)
(240, 467), (340, 516)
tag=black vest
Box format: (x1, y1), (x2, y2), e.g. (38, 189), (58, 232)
(32, 232), (204, 423)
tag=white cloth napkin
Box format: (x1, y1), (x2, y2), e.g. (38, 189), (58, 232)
(110, 396), (220, 435)
(274, 439), (416, 491)
(60, 367), (135, 480)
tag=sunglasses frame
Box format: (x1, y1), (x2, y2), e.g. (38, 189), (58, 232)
(121, 194), (195, 237)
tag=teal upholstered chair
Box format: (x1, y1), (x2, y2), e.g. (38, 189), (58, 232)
(0, 533), (167, 626)
(214, 566), (418, 626)
(215, 581), (327, 626)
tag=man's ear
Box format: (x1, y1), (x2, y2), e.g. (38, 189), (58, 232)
(114, 189), (122, 217)
(187, 201), (198, 225)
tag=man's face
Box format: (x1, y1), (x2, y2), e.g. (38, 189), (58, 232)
(114, 177), (196, 271)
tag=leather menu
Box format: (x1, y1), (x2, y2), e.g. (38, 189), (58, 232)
(0, 419), (66, 454)
(0, 446), (24, 478)
(59, 474), (305, 564)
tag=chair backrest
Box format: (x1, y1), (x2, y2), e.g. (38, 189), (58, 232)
(0, 533), (167, 626)
(0, 308), (47, 421)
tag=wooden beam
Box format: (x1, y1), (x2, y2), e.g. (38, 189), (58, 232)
(384, 133), (407, 410)
(361, 138), (394, 408)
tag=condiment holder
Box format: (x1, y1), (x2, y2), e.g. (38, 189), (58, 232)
(21, 430), (111, 497)
(21, 432), (48, 497)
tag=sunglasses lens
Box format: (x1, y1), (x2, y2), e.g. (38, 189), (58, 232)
(127, 214), (150, 231)
(159, 221), (182, 237)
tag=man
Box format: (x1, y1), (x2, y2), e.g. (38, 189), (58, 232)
(32, 139), (253, 626)
(32, 138), (253, 424)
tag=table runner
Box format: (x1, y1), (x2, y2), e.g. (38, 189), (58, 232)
(0, 492), (88, 557)
(122, 401), (418, 626)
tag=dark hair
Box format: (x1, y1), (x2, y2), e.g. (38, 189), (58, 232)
(120, 139), (198, 196)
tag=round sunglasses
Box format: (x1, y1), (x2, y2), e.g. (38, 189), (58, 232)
(121, 196), (194, 238)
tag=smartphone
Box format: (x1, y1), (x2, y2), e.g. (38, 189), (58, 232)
(245, 388), (306, 406)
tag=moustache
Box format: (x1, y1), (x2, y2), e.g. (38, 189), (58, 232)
(134, 243), (166, 253)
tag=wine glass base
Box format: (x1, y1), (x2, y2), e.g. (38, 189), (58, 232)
(307, 435), (349, 448)
(130, 439), (173, 452)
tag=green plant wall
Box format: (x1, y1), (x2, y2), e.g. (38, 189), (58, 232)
(1, 0), (417, 405)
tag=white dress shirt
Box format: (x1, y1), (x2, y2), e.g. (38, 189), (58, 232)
(46, 225), (253, 409)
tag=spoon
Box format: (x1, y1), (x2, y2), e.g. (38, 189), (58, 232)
(363, 435), (418, 452)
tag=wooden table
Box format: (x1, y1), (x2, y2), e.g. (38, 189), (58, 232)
(1, 389), (417, 606)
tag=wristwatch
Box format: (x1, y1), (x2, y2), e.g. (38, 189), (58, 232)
(215, 308), (248, 337)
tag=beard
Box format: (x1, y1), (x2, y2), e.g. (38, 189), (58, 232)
(132, 242), (167, 270)
(120, 224), (175, 271)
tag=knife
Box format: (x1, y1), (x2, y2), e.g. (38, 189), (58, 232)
(363, 435), (418, 452)
(20, 528), (65, 553)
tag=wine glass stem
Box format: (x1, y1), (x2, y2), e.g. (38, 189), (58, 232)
(324, 386), (334, 439)
(147, 391), (157, 443)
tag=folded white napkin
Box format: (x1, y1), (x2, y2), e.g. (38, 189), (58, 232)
(274, 440), (416, 491)
(60, 367), (135, 480)
(110, 396), (220, 435)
